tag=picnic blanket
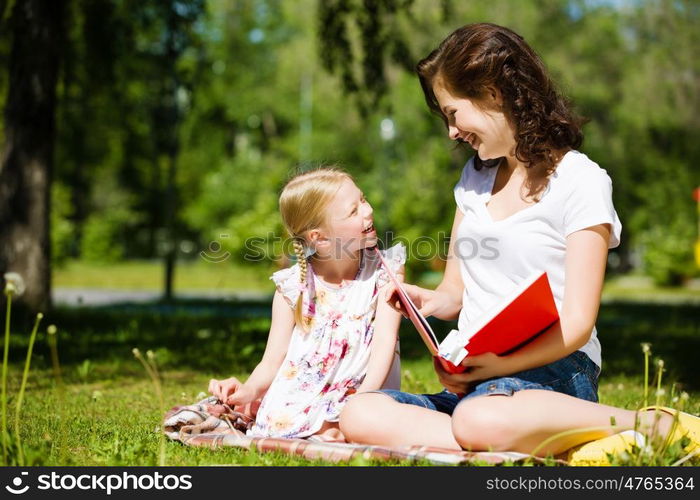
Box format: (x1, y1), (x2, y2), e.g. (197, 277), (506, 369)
(163, 396), (546, 465)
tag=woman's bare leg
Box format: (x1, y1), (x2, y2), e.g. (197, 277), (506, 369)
(339, 392), (460, 449)
(451, 390), (673, 456)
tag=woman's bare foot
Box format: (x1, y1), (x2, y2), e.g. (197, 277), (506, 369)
(637, 409), (675, 445)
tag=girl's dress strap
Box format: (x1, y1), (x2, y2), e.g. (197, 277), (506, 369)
(270, 262), (316, 319)
(270, 264), (302, 309)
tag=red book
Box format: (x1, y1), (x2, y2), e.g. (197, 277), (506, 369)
(374, 248), (559, 374)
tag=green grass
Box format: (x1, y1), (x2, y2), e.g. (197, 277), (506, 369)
(7, 361), (447, 466)
(602, 274), (700, 303)
(2, 297), (699, 466)
(53, 260), (275, 292)
(54, 261), (700, 305)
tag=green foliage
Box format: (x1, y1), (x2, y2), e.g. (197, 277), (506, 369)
(183, 153), (287, 263)
(639, 225), (696, 287)
(12, 0), (700, 283)
(81, 205), (139, 263)
(51, 182), (75, 266)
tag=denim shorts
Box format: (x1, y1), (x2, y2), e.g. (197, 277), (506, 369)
(378, 350), (600, 415)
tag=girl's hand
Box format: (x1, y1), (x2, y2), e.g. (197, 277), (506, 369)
(224, 384), (257, 409)
(208, 376), (241, 401)
(208, 377), (256, 407)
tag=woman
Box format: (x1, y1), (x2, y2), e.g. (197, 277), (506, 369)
(339, 23), (685, 457)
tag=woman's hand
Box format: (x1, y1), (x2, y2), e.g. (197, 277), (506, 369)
(433, 352), (514, 393)
(459, 352), (513, 382)
(385, 284), (445, 318)
(432, 357), (471, 395)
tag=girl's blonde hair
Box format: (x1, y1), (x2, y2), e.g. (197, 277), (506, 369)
(279, 167), (353, 329)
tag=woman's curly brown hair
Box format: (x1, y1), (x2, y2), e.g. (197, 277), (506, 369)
(417, 23), (583, 177)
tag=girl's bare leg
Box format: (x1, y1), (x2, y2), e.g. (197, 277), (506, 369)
(339, 392), (461, 449)
(451, 390), (673, 456)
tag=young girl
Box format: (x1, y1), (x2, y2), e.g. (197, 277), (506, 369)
(208, 168), (405, 440)
(340, 23), (699, 458)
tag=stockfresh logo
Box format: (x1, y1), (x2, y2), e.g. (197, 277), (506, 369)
(5, 471), (29, 495)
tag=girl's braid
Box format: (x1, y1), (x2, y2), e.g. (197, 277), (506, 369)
(292, 239), (310, 331)
(292, 239), (308, 285)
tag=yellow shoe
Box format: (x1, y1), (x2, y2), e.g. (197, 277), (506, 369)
(639, 406), (700, 454)
(567, 430), (645, 466)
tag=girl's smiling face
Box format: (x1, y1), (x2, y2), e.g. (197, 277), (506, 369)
(318, 179), (376, 257)
(432, 79), (516, 160)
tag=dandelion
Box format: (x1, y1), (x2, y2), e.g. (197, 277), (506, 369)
(14, 312), (43, 465)
(654, 358), (665, 417)
(641, 342), (652, 409)
(0, 274), (24, 464)
(46, 324), (62, 387)
(3, 273), (25, 298)
(133, 347), (166, 466)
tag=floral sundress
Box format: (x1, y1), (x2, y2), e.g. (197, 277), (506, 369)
(247, 243), (406, 438)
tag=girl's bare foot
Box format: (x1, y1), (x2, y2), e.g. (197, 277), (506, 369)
(313, 422), (346, 442)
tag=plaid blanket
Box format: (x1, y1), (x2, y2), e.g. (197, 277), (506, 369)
(163, 397), (545, 465)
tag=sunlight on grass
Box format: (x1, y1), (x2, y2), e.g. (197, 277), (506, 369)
(7, 359), (697, 466)
(55, 262), (700, 304)
(602, 275), (700, 303)
(12, 368), (434, 466)
(53, 260), (276, 292)
(2, 293), (697, 466)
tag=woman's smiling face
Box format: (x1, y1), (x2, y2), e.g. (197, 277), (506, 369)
(432, 78), (516, 160)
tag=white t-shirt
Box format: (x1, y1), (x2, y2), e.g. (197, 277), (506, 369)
(452, 150), (622, 367)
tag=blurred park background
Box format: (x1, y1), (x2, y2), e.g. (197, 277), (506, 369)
(0, 0), (699, 465)
(1, 0), (699, 310)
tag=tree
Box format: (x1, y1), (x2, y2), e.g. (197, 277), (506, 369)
(0, 0), (66, 311)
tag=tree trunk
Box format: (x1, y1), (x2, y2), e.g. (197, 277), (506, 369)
(0, 0), (66, 312)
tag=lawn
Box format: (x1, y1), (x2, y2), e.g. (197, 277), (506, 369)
(3, 292), (699, 466)
(52, 259), (276, 292)
(53, 260), (700, 305)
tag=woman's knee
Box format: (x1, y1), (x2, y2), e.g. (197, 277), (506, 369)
(451, 398), (518, 451)
(339, 392), (390, 441)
